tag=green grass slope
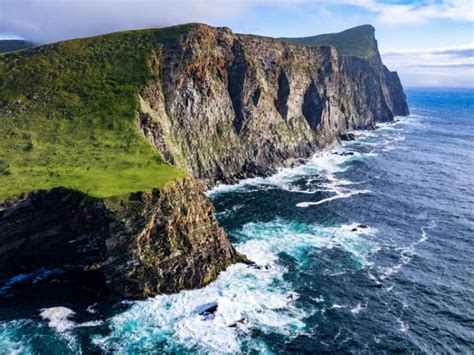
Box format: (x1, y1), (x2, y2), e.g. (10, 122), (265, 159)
(279, 25), (378, 59)
(0, 26), (194, 201)
(0, 40), (35, 54)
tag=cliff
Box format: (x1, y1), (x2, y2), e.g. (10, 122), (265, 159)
(0, 177), (241, 299)
(139, 24), (408, 187)
(0, 24), (408, 299)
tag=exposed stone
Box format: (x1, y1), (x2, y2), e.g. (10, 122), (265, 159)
(139, 25), (408, 188)
(340, 133), (356, 141)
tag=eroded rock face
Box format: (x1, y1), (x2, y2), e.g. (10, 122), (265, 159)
(0, 177), (241, 299)
(139, 25), (408, 188)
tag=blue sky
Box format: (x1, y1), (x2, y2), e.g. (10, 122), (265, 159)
(1, 0), (473, 87)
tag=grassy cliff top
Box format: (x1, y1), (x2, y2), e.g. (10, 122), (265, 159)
(279, 25), (378, 59)
(0, 40), (35, 54)
(0, 25), (196, 201)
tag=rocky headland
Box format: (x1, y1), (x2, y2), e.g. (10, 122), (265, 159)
(0, 23), (408, 299)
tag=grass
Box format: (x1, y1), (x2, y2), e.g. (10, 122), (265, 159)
(280, 25), (378, 59)
(0, 25), (195, 201)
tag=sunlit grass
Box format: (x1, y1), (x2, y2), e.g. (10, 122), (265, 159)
(0, 25), (194, 200)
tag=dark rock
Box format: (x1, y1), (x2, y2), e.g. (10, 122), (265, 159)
(357, 224), (369, 229)
(332, 151), (354, 156)
(194, 301), (218, 318)
(228, 317), (248, 327)
(340, 133), (356, 141)
(351, 228), (358, 232)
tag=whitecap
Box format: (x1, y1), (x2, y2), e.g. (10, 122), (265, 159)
(310, 296), (325, 303)
(330, 304), (346, 309)
(208, 142), (374, 198)
(397, 318), (409, 333)
(350, 303), (365, 315)
(93, 262), (306, 353)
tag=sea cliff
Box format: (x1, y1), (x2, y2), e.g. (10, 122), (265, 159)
(0, 23), (408, 298)
(139, 24), (408, 187)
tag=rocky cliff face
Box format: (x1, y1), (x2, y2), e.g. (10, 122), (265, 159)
(138, 25), (408, 187)
(0, 177), (241, 299)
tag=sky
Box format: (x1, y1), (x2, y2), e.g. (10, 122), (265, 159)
(0, 0), (473, 87)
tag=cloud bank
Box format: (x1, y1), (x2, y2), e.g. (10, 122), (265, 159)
(382, 44), (474, 87)
(1, 0), (472, 43)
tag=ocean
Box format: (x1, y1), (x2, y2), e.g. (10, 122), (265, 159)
(1, 88), (473, 353)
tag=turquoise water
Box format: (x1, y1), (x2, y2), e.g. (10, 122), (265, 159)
(1, 88), (473, 353)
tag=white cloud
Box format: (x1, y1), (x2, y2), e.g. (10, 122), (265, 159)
(382, 44), (474, 87)
(1, 0), (472, 42)
(242, 0), (474, 25)
(0, 0), (251, 42)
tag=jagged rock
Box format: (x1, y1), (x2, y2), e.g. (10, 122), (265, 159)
(0, 177), (243, 299)
(194, 301), (218, 318)
(333, 151), (355, 156)
(228, 317), (248, 327)
(340, 133), (356, 141)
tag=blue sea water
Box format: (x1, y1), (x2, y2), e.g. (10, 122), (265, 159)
(0, 88), (473, 353)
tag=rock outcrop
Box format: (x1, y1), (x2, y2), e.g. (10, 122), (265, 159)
(138, 24), (408, 188)
(0, 177), (241, 299)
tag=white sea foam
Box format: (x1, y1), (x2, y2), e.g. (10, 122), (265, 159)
(350, 303), (364, 314)
(311, 296), (325, 303)
(0, 321), (34, 355)
(296, 188), (370, 207)
(93, 262), (305, 353)
(397, 318), (409, 333)
(40, 307), (76, 333)
(208, 140), (372, 199)
(207, 116), (411, 204)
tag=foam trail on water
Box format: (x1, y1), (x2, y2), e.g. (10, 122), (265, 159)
(378, 225), (431, 280)
(297, 188), (370, 207)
